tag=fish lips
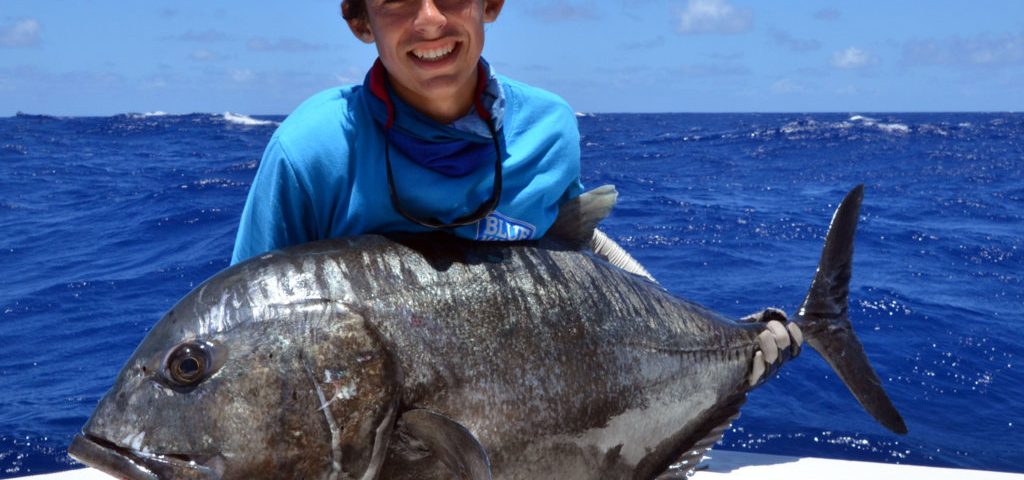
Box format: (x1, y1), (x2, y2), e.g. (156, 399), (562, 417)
(69, 433), (224, 480)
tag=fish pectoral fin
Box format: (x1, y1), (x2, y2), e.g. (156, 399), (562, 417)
(547, 185), (617, 248)
(395, 409), (493, 480)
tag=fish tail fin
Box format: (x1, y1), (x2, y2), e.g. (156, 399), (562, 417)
(794, 185), (908, 434)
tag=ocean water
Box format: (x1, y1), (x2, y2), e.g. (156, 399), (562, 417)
(1, 111), (1021, 477)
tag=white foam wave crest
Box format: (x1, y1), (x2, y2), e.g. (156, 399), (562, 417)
(222, 112), (278, 126)
(780, 119), (852, 135)
(848, 114), (877, 123)
(124, 111), (175, 120)
(847, 114), (909, 134)
(876, 122), (910, 134)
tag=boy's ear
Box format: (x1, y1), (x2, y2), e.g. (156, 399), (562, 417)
(346, 16), (375, 43)
(483, 0), (505, 23)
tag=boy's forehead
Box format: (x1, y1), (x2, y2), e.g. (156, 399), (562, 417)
(346, 0), (502, 27)
(362, 0), (488, 10)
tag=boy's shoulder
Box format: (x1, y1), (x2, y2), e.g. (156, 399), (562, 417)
(267, 85), (371, 166)
(275, 85), (364, 139)
(499, 75), (573, 114)
(498, 76), (577, 137)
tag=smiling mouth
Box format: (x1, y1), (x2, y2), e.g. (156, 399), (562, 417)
(410, 41), (460, 62)
(69, 433), (221, 480)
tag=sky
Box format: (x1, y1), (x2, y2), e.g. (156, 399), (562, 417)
(1, 0), (1023, 115)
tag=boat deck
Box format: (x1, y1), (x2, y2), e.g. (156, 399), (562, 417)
(19, 450), (1024, 479)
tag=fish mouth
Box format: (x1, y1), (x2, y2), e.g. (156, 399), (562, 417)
(69, 433), (222, 480)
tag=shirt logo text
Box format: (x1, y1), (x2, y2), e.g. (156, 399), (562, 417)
(475, 212), (536, 241)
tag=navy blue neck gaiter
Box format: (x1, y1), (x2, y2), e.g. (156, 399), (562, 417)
(363, 58), (500, 177)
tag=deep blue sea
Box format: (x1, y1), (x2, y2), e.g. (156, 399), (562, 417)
(1, 111), (1021, 477)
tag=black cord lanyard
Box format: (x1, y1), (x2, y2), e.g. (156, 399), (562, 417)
(385, 118), (503, 229)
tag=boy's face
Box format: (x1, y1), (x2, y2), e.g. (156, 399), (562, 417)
(349, 0), (503, 116)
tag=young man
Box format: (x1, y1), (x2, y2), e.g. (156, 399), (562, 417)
(231, 0), (585, 264)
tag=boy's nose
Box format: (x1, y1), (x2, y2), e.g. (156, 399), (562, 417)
(413, 0), (447, 35)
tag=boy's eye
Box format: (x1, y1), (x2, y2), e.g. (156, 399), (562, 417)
(375, 0), (470, 11)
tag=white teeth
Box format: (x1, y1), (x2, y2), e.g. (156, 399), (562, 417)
(413, 44), (455, 61)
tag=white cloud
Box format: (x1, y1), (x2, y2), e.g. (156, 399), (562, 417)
(813, 8), (841, 22)
(334, 66), (364, 85)
(771, 30), (820, 52)
(190, 49), (221, 62)
(176, 30), (229, 43)
(675, 63), (750, 77)
(528, 0), (599, 22)
(142, 76), (169, 90)
(771, 78), (806, 94)
(247, 37), (327, 53)
(831, 47), (876, 69)
(677, 0), (752, 35)
(622, 36), (666, 50)
(335, 74), (358, 84)
(231, 69), (255, 83)
(0, 65), (124, 90)
(902, 32), (1024, 68)
(0, 18), (41, 47)
(835, 85), (871, 96)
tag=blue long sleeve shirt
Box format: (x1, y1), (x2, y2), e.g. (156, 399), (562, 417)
(231, 76), (583, 265)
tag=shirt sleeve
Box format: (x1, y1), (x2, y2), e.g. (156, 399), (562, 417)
(560, 112), (585, 204)
(546, 104), (585, 231)
(230, 137), (317, 265)
(561, 175), (585, 203)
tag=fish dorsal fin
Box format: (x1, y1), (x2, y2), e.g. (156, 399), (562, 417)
(547, 185), (617, 248)
(638, 393), (747, 479)
(396, 409), (492, 480)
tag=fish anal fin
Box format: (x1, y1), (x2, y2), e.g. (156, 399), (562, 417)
(636, 393), (747, 480)
(547, 185), (617, 248)
(390, 409), (492, 480)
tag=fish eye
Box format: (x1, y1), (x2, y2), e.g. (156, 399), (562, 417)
(164, 342), (212, 388)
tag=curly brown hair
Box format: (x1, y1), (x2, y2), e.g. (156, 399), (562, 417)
(340, 0), (366, 21)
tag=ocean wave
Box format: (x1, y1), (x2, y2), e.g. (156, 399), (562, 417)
(178, 178), (244, 190)
(123, 111), (171, 119)
(848, 114), (909, 134)
(13, 112), (61, 120)
(781, 119), (824, 134)
(2, 144), (28, 155)
(778, 118), (856, 137)
(221, 112), (278, 126)
(876, 122), (910, 134)
(917, 124), (949, 136)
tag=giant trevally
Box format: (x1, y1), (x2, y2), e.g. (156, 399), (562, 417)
(69, 185), (906, 480)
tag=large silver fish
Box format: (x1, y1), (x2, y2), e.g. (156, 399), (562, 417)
(69, 185), (906, 480)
